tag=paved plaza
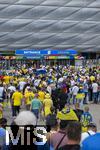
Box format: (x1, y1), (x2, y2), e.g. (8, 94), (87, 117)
(89, 104), (100, 131)
(3, 104), (100, 131)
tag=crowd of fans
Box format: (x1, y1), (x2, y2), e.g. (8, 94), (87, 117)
(0, 64), (100, 149)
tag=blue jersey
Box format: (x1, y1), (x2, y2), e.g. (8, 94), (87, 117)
(81, 112), (92, 127)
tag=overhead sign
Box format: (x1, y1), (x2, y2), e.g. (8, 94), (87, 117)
(45, 55), (75, 60)
(24, 56), (41, 59)
(57, 56), (69, 59)
(15, 49), (77, 56)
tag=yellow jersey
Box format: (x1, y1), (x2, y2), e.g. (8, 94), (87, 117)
(76, 93), (85, 100)
(43, 98), (53, 116)
(90, 76), (95, 82)
(3, 76), (11, 84)
(24, 92), (34, 105)
(38, 91), (45, 102)
(12, 91), (23, 106)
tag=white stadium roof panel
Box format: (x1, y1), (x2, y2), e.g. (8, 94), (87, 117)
(0, 0), (100, 52)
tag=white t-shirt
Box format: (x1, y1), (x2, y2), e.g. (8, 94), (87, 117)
(0, 87), (4, 98)
(8, 86), (16, 92)
(47, 86), (52, 95)
(92, 83), (98, 93)
(58, 77), (63, 83)
(19, 81), (26, 90)
(72, 86), (79, 95)
(71, 80), (75, 86)
(34, 79), (41, 87)
(97, 74), (99, 80)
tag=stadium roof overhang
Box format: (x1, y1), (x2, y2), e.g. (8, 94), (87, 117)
(0, 0), (100, 52)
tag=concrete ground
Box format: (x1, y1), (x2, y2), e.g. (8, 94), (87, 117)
(89, 104), (100, 131)
(3, 104), (100, 131)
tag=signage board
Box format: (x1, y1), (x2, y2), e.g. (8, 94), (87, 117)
(24, 56), (41, 60)
(48, 56), (57, 59)
(57, 56), (69, 59)
(15, 50), (77, 56)
(45, 55), (75, 60)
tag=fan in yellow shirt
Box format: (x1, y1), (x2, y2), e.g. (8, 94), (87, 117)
(38, 88), (45, 103)
(12, 88), (23, 117)
(3, 75), (11, 84)
(24, 89), (34, 110)
(76, 93), (85, 100)
(90, 76), (95, 82)
(43, 94), (53, 117)
(12, 90), (23, 106)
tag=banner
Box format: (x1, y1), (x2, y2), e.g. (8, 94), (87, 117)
(15, 49), (77, 56)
